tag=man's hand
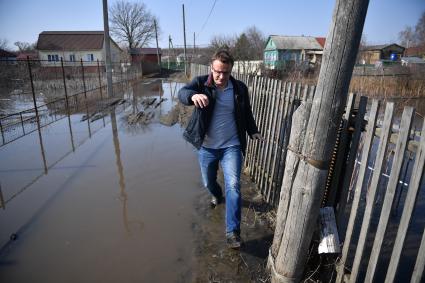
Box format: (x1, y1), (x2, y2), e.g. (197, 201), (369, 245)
(251, 133), (263, 141)
(191, 94), (209, 108)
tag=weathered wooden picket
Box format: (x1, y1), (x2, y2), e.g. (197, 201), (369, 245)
(334, 97), (425, 283)
(189, 63), (425, 282)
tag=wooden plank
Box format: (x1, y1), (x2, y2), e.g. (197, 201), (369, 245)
(364, 106), (414, 282)
(261, 79), (279, 194)
(256, 78), (272, 186)
(268, 81), (286, 203)
(336, 99), (380, 283)
(265, 80), (286, 202)
(350, 102), (394, 283)
(272, 82), (298, 204)
(253, 76), (268, 181)
(260, 78), (276, 191)
(249, 75), (262, 175)
(248, 76), (263, 177)
(253, 76), (266, 182)
(410, 227), (425, 283)
(245, 75), (258, 171)
(318, 206), (341, 254)
(336, 96), (368, 235)
(385, 117), (425, 283)
(259, 78), (276, 190)
(271, 82), (292, 205)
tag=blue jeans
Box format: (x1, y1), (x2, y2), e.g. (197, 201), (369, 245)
(198, 145), (243, 234)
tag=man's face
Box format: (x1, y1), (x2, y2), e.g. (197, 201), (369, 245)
(211, 60), (232, 89)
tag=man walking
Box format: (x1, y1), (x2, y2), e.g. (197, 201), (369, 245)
(178, 50), (261, 248)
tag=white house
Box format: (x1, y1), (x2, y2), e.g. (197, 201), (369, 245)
(36, 31), (123, 66)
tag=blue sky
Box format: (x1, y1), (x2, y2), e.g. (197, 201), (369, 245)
(0, 0), (424, 50)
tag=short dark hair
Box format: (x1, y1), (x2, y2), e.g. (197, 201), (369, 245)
(211, 49), (234, 66)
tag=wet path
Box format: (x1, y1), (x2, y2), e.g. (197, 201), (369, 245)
(0, 77), (273, 282)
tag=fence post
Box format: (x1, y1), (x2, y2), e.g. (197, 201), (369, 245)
(61, 58), (70, 114)
(81, 59), (91, 136)
(27, 56), (41, 129)
(97, 59), (103, 100)
(20, 112), (25, 134)
(0, 119), (5, 145)
(270, 0), (370, 281)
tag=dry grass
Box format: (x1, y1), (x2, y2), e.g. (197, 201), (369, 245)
(274, 70), (425, 99)
(349, 75), (425, 98)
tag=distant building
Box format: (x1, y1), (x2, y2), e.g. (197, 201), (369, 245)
(264, 35), (325, 70)
(358, 44), (405, 65)
(36, 31), (123, 67)
(129, 48), (161, 64)
(404, 44), (425, 59)
(129, 48), (162, 74)
(16, 52), (38, 60)
(0, 49), (17, 63)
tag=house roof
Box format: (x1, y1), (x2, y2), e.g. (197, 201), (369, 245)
(315, 37), (326, 48)
(0, 48), (17, 58)
(129, 48), (162, 55)
(16, 52), (38, 60)
(37, 31), (121, 51)
(361, 43), (405, 52)
(266, 35), (324, 50)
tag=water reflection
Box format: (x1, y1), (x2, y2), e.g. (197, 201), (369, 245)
(110, 110), (145, 235)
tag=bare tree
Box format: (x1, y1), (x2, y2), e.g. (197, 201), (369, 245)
(399, 26), (416, 48)
(209, 34), (236, 51)
(0, 38), (10, 51)
(109, 0), (158, 49)
(398, 11), (425, 48)
(245, 26), (266, 59)
(415, 11), (425, 45)
(14, 41), (36, 52)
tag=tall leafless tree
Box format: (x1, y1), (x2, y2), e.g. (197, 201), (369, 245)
(209, 34), (236, 51)
(109, 0), (158, 49)
(398, 11), (425, 47)
(245, 26), (266, 59)
(14, 41), (36, 52)
(415, 11), (425, 45)
(399, 26), (416, 48)
(0, 38), (10, 51)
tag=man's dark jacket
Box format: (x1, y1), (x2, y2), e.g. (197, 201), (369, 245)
(178, 74), (259, 155)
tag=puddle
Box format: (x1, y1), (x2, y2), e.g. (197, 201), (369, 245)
(0, 76), (273, 282)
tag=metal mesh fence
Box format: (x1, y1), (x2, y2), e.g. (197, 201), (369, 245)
(0, 58), (142, 146)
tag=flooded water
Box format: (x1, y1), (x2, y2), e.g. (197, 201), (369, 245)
(0, 77), (273, 282)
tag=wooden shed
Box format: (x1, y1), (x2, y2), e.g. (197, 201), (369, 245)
(358, 44), (405, 65)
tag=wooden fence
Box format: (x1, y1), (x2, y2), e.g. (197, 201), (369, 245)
(190, 63), (425, 282)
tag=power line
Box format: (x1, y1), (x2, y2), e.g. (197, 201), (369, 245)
(197, 0), (217, 40)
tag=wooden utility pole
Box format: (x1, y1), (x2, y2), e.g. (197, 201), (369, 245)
(269, 0), (370, 282)
(102, 0), (113, 97)
(193, 32), (196, 56)
(182, 4), (187, 76)
(154, 19), (161, 73)
(168, 35), (171, 69)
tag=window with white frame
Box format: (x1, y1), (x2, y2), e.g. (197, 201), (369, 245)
(87, 54), (94, 61)
(69, 54), (76, 62)
(47, 54), (59, 62)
